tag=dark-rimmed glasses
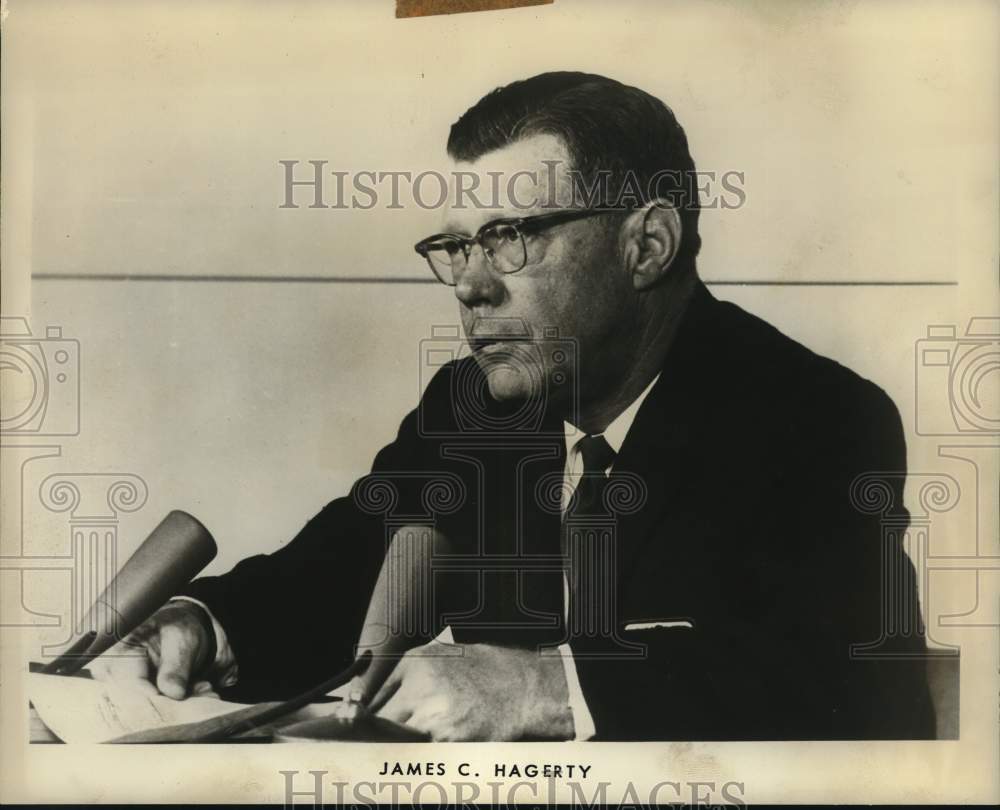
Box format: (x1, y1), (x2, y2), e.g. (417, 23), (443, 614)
(414, 208), (613, 286)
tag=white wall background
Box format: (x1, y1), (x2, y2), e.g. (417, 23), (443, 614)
(3, 0), (996, 613)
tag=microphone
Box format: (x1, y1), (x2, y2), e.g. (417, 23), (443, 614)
(352, 524), (451, 701)
(273, 525), (450, 742)
(42, 510), (217, 675)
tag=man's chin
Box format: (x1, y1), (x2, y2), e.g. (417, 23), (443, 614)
(483, 366), (534, 403)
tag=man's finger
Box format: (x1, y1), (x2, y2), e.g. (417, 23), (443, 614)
(402, 695), (451, 738)
(375, 689), (414, 725)
(367, 664), (404, 714)
(190, 680), (219, 698)
(155, 624), (198, 700)
(88, 639), (152, 684)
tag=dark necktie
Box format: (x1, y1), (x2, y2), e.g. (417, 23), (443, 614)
(567, 433), (617, 522)
(562, 434), (617, 623)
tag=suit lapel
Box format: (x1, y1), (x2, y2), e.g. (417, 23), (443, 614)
(611, 281), (721, 586)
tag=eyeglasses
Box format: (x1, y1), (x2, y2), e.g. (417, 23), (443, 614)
(414, 208), (613, 286)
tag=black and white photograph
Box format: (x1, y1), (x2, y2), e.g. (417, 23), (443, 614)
(1, 0), (996, 805)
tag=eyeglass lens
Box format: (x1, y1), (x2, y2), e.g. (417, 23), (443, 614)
(424, 223), (526, 285)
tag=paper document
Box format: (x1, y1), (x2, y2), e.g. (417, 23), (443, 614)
(27, 672), (339, 743)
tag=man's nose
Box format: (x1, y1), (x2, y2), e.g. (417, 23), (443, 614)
(453, 247), (505, 309)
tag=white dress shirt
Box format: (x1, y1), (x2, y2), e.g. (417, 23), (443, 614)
(174, 372), (662, 740)
(556, 371), (661, 740)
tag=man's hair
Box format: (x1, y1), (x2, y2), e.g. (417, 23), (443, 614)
(448, 71), (701, 272)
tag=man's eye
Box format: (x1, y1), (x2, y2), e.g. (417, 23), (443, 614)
(442, 241), (463, 256)
(496, 225), (519, 242)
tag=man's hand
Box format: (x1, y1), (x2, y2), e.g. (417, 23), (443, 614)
(368, 640), (574, 741)
(88, 601), (217, 700)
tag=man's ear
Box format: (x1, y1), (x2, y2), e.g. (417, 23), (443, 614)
(621, 200), (682, 291)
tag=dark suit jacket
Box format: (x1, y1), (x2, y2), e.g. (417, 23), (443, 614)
(183, 281), (935, 740)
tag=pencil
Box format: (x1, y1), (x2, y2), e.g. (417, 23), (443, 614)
(40, 631), (97, 675)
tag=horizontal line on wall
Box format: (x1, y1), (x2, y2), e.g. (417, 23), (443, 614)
(706, 280), (958, 287)
(30, 272), (958, 287)
(31, 273), (440, 284)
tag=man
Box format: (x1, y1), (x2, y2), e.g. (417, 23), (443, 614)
(92, 72), (935, 740)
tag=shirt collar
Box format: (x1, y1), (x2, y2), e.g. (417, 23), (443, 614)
(563, 372), (662, 459)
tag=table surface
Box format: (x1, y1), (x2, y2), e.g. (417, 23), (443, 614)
(29, 707), (61, 743)
(31, 656), (960, 742)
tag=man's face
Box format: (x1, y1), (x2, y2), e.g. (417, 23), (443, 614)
(440, 134), (635, 415)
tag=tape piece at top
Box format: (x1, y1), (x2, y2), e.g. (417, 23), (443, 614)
(397, 0), (553, 19)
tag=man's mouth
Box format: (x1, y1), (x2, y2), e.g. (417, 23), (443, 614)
(469, 335), (529, 353)
(466, 317), (534, 354)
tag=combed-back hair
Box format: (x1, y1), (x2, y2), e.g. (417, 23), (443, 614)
(448, 71), (701, 270)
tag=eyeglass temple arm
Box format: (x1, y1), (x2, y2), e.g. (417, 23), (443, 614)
(515, 207), (611, 235)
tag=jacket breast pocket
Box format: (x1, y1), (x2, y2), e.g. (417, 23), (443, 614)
(623, 618), (695, 632)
